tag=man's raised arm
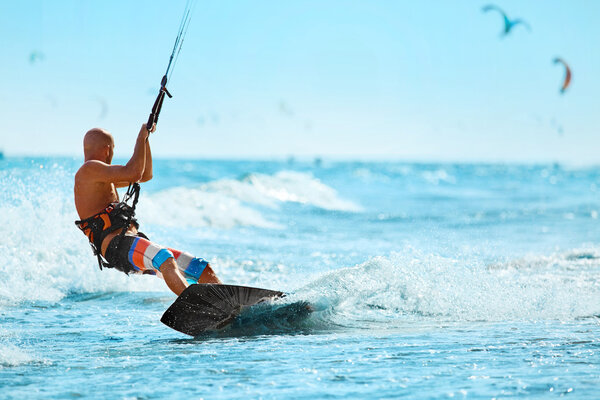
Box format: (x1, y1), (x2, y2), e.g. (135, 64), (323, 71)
(84, 124), (149, 184)
(140, 124), (154, 183)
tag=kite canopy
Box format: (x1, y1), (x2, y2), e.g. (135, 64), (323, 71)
(29, 51), (45, 64)
(553, 58), (572, 94)
(482, 4), (531, 36)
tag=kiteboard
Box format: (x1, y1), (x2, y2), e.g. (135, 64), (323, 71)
(161, 283), (312, 336)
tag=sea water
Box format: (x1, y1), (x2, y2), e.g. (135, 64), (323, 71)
(0, 157), (598, 399)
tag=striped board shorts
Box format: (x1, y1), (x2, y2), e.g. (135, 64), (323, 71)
(105, 234), (209, 284)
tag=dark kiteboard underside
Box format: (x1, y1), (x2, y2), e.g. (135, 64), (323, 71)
(161, 283), (288, 336)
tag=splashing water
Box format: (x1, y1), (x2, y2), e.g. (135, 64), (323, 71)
(1, 158), (599, 399)
(298, 249), (599, 331)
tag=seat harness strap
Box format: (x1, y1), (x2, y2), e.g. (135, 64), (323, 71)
(75, 183), (141, 270)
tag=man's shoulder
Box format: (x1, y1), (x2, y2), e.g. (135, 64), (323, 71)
(83, 159), (108, 167)
(75, 160), (108, 181)
(77, 160), (110, 172)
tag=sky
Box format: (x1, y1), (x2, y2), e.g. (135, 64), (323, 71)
(1, 0), (599, 162)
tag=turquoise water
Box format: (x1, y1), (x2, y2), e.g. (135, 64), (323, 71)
(1, 157), (599, 399)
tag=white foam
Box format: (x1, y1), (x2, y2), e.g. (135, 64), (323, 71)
(0, 344), (37, 368)
(138, 170), (361, 229)
(300, 248), (600, 323)
(215, 171), (362, 211)
(138, 188), (280, 229)
(421, 168), (456, 185)
(0, 164), (165, 307)
(0, 164), (360, 305)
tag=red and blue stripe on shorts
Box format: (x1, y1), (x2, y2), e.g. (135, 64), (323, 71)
(127, 236), (208, 283)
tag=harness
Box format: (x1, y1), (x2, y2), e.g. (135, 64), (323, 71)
(75, 183), (141, 270)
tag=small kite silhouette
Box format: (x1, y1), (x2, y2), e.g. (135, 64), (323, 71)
(29, 51), (45, 64)
(93, 96), (109, 119)
(278, 100), (294, 117)
(553, 58), (572, 94)
(482, 5), (531, 36)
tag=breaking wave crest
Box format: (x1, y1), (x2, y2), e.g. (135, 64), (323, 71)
(297, 248), (600, 327)
(0, 344), (38, 368)
(139, 170), (361, 229)
(0, 164), (361, 306)
(2, 159), (597, 329)
(0, 163), (165, 307)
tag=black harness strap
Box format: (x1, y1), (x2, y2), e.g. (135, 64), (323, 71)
(76, 183), (141, 271)
(95, 244), (110, 271)
(105, 182), (142, 269)
(117, 182), (141, 245)
(101, 182), (141, 271)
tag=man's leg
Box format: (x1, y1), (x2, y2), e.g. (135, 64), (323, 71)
(110, 235), (220, 292)
(120, 236), (190, 295)
(197, 263), (221, 284)
(159, 258), (189, 295)
(168, 249), (221, 284)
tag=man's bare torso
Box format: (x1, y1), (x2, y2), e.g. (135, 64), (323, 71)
(74, 164), (120, 219)
(74, 162), (137, 254)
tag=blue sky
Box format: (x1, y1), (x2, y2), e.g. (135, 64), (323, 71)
(1, 0), (599, 162)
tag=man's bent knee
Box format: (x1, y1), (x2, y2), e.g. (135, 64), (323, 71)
(158, 257), (188, 296)
(158, 257), (178, 273)
(152, 248), (175, 271)
(198, 263), (221, 283)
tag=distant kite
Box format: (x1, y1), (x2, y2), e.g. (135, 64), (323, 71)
(482, 5), (531, 36)
(278, 100), (294, 117)
(93, 96), (109, 119)
(29, 51), (45, 64)
(553, 58), (572, 94)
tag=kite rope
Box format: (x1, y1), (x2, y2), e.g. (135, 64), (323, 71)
(146, 0), (197, 131)
(124, 1), (197, 216)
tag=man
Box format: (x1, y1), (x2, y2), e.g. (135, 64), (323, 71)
(74, 123), (220, 295)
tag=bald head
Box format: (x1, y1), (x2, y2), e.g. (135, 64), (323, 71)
(83, 128), (114, 162)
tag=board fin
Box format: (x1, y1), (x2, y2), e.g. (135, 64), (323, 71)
(161, 283), (284, 336)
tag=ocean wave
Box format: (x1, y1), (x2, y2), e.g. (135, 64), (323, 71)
(0, 165), (361, 305)
(0, 165), (167, 307)
(350, 164), (457, 185)
(0, 164), (359, 305)
(421, 168), (456, 185)
(297, 249), (600, 326)
(138, 170), (361, 229)
(225, 171), (361, 211)
(0, 344), (38, 368)
(137, 188), (280, 229)
(488, 247), (600, 269)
